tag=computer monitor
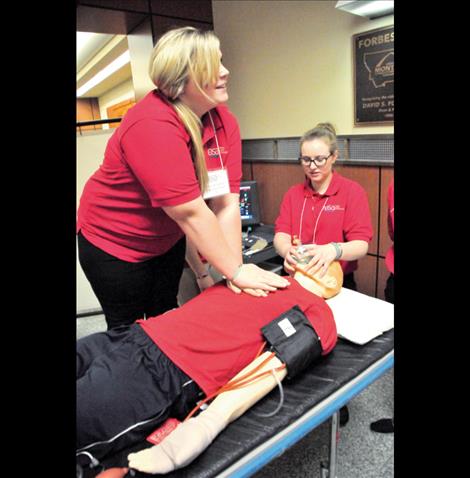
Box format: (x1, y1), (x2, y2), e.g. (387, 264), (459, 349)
(239, 180), (261, 227)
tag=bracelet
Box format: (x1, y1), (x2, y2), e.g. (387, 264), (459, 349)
(331, 242), (343, 260)
(223, 263), (243, 282)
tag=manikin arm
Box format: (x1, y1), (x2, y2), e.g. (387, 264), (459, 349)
(127, 352), (286, 474)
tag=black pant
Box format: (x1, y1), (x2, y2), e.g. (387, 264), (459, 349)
(77, 325), (202, 460)
(384, 273), (394, 304)
(342, 272), (357, 291)
(78, 232), (186, 329)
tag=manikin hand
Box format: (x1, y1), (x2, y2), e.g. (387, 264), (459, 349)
(127, 408), (228, 474)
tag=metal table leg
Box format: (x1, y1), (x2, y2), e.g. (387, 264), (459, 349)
(320, 410), (339, 478)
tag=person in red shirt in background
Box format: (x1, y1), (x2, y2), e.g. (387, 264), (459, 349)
(274, 123), (373, 291)
(383, 179), (394, 303)
(77, 27), (289, 330)
(76, 262), (341, 474)
(370, 178), (394, 434)
(274, 122), (373, 427)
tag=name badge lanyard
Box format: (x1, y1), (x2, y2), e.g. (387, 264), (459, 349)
(298, 196), (329, 244)
(203, 111), (230, 199)
(208, 111), (224, 170)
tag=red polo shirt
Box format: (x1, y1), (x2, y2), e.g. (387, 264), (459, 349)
(138, 280), (337, 396)
(77, 90), (242, 262)
(275, 172), (373, 275)
(385, 180), (394, 274)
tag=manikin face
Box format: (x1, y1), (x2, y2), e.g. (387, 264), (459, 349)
(301, 138), (337, 189)
(181, 51), (229, 116)
(293, 260), (343, 299)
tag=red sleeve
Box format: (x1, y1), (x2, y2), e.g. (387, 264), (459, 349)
(218, 107), (242, 193)
(275, 188), (294, 235)
(388, 180), (394, 241)
(120, 118), (201, 207)
(343, 184), (374, 243)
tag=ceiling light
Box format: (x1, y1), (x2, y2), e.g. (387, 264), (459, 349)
(335, 1), (394, 19)
(77, 50), (130, 97)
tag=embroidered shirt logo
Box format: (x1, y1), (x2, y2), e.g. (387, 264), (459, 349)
(208, 146), (227, 157)
(324, 205), (344, 212)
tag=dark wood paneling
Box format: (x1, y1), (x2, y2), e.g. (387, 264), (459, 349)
(77, 5), (147, 34)
(354, 254), (377, 298)
(77, 1), (149, 12)
(379, 167), (394, 257)
(251, 163), (305, 225)
(242, 163), (253, 181)
(152, 16), (213, 42)
(334, 165), (379, 255)
(377, 257), (390, 301)
(150, 0), (213, 23)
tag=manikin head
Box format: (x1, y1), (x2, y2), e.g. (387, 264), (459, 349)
(293, 260), (343, 299)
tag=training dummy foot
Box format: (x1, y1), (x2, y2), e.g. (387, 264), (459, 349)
(127, 408), (227, 474)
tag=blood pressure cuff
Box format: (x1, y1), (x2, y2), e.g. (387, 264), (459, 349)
(261, 305), (322, 379)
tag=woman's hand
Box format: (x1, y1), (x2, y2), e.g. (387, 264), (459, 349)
(283, 245), (303, 276)
(301, 243), (337, 278)
(229, 263), (290, 295)
(226, 280), (269, 297)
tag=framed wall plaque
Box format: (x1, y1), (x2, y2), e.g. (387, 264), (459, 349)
(353, 25), (394, 126)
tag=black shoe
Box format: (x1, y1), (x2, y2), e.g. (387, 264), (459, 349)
(370, 418), (394, 433)
(339, 405), (349, 427)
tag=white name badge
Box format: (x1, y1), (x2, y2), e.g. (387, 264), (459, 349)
(203, 169), (230, 199)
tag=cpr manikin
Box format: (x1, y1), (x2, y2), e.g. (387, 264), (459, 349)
(114, 260), (344, 476)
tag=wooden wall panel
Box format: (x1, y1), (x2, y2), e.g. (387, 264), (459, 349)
(334, 165), (379, 255)
(77, 98), (101, 131)
(354, 254), (377, 298)
(379, 167), (394, 257)
(242, 163), (253, 180)
(250, 163), (305, 225)
(376, 257), (390, 301)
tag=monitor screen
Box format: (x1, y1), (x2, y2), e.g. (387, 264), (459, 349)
(239, 180), (261, 227)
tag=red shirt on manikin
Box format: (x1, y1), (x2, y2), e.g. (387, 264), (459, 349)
(138, 280), (337, 396)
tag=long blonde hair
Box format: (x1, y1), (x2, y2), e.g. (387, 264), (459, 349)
(149, 27), (221, 193)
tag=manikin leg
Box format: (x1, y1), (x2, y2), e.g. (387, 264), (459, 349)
(127, 352), (287, 474)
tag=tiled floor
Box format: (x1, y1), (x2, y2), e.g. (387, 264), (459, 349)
(252, 368), (394, 478)
(77, 314), (394, 477)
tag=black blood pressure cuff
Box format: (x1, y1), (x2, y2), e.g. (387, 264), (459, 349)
(261, 305), (322, 379)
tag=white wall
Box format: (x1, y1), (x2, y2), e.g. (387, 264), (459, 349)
(212, 0), (394, 138)
(76, 129), (114, 313)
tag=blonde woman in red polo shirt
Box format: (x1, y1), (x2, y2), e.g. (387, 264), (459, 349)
(274, 123), (373, 292)
(77, 27), (289, 329)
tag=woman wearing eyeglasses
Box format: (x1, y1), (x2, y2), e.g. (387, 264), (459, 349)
(273, 123), (373, 292)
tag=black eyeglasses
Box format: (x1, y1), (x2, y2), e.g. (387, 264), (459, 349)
(299, 153), (332, 167)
